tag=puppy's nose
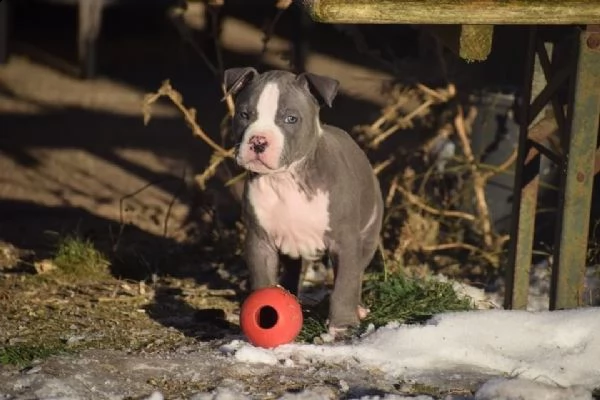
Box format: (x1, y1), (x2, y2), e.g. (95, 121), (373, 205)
(249, 135), (268, 154)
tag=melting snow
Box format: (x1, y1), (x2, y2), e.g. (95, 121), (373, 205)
(219, 307), (600, 399)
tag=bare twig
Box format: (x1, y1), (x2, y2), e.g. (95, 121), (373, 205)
(167, 4), (219, 75)
(261, 1), (291, 54)
(422, 122), (454, 155)
(454, 106), (494, 249)
(143, 80), (233, 158)
(396, 185), (476, 222)
(482, 148), (517, 181)
(378, 241), (389, 281)
(371, 99), (433, 147)
(416, 83), (455, 102)
(143, 79), (239, 196)
(369, 84), (455, 148)
(197, 1), (226, 78)
(225, 171), (247, 187)
(114, 176), (180, 252)
(370, 96), (410, 131)
(420, 242), (499, 267)
(164, 167), (188, 238)
(373, 156), (395, 176)
(195, 152), (228, 190)
(416, 161), (438, 197)
(222, 83), (235, 117)
(385, 176), (399, 208)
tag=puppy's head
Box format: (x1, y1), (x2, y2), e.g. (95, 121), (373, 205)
(224, 68), (339, 174)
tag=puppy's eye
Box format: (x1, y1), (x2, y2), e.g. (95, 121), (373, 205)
(284, 115), (298, 124)
(238, 111), (250, 119)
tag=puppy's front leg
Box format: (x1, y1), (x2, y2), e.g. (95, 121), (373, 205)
(245, 228), (279, 290)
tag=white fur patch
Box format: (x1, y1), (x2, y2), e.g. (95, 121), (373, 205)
(248, 170), (330, 260)
(237, 83), (286, 173)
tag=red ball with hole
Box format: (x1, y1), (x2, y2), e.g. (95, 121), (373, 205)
(240, 286), (303, 348)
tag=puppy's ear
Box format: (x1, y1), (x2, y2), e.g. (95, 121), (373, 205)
(223, 67), (258, 98)
(297, 72), (340, 108)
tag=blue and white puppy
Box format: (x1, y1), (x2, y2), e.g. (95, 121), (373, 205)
(224, 68), (384, 335)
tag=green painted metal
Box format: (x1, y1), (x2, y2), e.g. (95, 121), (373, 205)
(550, 28), (600, 310)
(504, 28), (538, 310)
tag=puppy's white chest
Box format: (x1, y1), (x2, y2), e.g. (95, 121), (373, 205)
(247, 173), (330, 259)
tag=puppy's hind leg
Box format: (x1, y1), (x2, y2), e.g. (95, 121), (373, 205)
(355, 239), (381, 320)
(328, 236), (364, 331)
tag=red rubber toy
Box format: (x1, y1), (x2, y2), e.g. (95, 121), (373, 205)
(240, 286), (303, 348)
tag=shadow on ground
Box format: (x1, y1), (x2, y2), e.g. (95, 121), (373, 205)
(0, 0), (399, 341)
(0, 0), (551, 342)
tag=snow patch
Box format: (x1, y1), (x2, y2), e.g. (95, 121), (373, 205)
(144, 391), (164, 400)
(234, 345), (279, 365)
(474, 378), (592, 400)
(350, 396), (434, 400)
(228, 308), (600, 392)
(189, 387), (251, 400)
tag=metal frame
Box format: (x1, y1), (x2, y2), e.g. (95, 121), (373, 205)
(505, 25), (600, 309)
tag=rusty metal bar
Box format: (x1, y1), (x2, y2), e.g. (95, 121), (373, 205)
(528, 61), (573, 125)
(504, 117), (560, 309)
(528, 138), (561, 165)
(535, 39), (568, 136)
(504, 27), (538, 310)
(550, 26), (600, 309)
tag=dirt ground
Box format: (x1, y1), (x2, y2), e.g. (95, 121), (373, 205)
(0, 2), (533, 399)
(0, 2), (404, 398)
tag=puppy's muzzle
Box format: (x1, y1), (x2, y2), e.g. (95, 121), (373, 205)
(248, 135), (268, 154)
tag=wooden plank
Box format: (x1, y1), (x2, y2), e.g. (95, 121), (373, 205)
(304, 0), (600, 25)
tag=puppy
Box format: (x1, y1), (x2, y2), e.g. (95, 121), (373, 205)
(224, 68), (384, 334)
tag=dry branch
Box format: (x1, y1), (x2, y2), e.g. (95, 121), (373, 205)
(420, 242), (499, 267)
(385, 176), (400, 208)
(167, 4), (218, 76)
(373, 156), (396, 176)
(262, 0), (292, 54)
(482, 148), (517, 180)
(143, 80), (233, 158)
(143, 80), (238, 191)
(379, 88), (511, 272)
(396, 185), (476, 222)
(454, 105), (493, 249)
(368, 84), (455, 148)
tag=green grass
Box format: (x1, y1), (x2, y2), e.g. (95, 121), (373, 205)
(0, 343), (68, 366)
(361, 272), (473, 327)
(52, 234), (110, 279)
(297, 309), (329, 343)
(298, 272), (473, 342)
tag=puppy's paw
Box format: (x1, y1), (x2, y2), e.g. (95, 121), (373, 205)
(357, 304), (370, 320)
(325, 323), (366, 343)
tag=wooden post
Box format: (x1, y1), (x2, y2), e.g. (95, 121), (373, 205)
(78, 0), (104, 79)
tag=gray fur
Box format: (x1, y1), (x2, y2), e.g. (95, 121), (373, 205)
(226, 67), (384, 332)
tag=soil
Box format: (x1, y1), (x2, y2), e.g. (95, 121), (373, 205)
(0, 2), (514, 398)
